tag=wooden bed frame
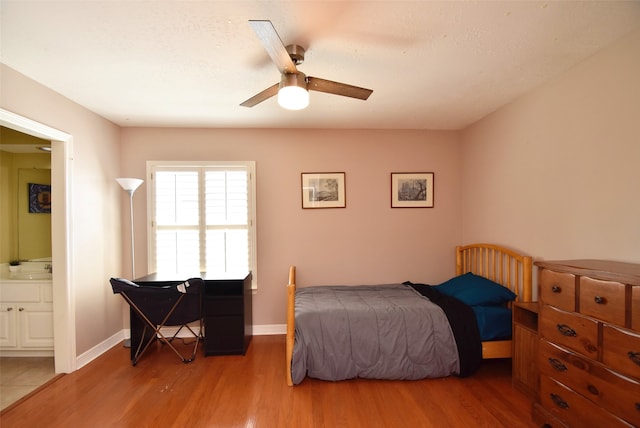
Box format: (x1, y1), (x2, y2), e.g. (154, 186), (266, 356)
(285, 243), (533, 386)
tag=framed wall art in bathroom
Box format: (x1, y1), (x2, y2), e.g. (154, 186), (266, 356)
(28, 183), (51, 213)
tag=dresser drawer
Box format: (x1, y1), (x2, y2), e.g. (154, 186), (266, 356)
(540, 339), (640, 426)
(540, 376), (634, 428)
(533, 402), (568, 428)
(580, 276), (626, 326)
(602, 324), (640, 381)
(540, 305), (598, 359)
(633, 286), (640, 330)
(540, 270), (575, 312)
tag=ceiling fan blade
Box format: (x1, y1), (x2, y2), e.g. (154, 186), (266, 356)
(249, 20), (297, 74)
(307, 77), (373, 100)
(240, 83), (279, 107)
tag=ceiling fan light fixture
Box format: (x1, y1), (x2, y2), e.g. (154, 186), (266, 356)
(278, 73), (309, 110)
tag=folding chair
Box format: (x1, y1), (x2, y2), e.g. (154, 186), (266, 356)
(110, 277), (204, 366)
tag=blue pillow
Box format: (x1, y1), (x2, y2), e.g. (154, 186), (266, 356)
(434, 272), (517, 306)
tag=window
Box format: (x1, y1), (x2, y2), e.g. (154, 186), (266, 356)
(147, 161), (256, 287)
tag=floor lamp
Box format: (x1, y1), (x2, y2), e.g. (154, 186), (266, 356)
(116, 178), (143, 279)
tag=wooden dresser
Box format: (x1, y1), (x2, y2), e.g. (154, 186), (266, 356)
(533, 260), (640, 427)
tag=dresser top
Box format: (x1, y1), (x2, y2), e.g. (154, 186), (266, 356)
(534, 259), (640, 285)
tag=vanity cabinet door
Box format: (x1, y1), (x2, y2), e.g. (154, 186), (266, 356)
(1, 282), (54, 351)
(0, 303), (18, 348)
(17, 303), (54, 348)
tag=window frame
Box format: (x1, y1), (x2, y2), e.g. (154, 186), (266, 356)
(146, 160), (257, 288)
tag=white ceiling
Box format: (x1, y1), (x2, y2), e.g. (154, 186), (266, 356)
(2, 1), (639, 130)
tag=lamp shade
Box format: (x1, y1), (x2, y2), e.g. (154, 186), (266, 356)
(278, 73), (309, 110)
(116, 178), (143, 193)
(116, 177), (143, 279)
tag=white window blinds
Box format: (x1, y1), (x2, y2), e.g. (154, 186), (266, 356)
(148, 162), (256, 285)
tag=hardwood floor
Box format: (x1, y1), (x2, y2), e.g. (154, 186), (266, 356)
(0, 335), (537, 427)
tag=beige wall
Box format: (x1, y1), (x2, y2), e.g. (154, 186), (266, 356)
(0, 130), (52, 262)
(16, 163), (51, 260)
(1, 64), (123, 356)
(461, 29), (640, 269)
(120, 128), (462, 325)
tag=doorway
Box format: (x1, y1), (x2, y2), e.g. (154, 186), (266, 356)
(0, 108), (75, 374)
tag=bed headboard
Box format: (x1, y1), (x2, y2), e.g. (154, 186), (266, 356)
(456, 243), (533, 302)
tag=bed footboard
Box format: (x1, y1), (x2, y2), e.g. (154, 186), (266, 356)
(285, 266), (296, 386)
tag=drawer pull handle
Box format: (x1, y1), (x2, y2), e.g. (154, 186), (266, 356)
(551, 285), (561, 293)
(594, 295), (606, 304)
(557, 324), (577, 337)
(6, 307), (13, 312)
(629, 352), (640, 366)
(635, 403), (640, 412)
(550, 393), (569, 409)
(587, 384), (599, 396)
(548, 358), (567, 372)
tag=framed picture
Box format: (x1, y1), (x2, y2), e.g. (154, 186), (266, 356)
(391, 172), (434, 208)
(28, 183), (52, 213)
(301, 172), (346, 208)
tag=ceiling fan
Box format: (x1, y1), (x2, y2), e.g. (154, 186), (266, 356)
(240, 20), (373, 110)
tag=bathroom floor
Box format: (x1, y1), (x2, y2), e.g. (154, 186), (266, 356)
(0, 357), (57, 411)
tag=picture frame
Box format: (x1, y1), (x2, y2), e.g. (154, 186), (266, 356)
(391, 172), (434, 208)
(28, 183), (52, 213)
(301, 172), (346, 209)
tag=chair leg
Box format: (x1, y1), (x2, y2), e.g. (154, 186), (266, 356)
(161, 320), (204, 363)
(132, 324), (158, 366)
(180, 319), (204, 363)
(118, 292), (203, 365)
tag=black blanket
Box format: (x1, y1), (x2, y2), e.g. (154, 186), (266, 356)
(405, 282), (482, 377)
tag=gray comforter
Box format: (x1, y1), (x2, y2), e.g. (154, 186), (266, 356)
(291, 284), (460, 384)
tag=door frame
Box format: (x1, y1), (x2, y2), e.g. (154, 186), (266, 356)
(0, 108), (76, 373)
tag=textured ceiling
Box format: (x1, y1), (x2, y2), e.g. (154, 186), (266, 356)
(2, 1), (639, 130)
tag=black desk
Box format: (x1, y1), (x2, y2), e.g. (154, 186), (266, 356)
(132, 272), (252, 359)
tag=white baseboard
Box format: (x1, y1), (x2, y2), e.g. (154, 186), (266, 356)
(252, 324), (286, 335)
(76, 330), (126, 370)
(73, 324), (287, 371)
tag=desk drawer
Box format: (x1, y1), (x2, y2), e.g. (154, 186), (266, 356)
(540, 305), (598, 359)
(205, 281), (243, 296)
(205, 297), (243, 316)
(204, 315), (244, 355)
(540, 270), (576, 312)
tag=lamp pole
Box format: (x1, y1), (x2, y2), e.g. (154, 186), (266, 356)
(116, 178), (143, 279)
